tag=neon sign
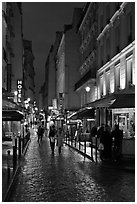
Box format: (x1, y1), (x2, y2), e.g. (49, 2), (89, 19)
(17, 80), (22, 103)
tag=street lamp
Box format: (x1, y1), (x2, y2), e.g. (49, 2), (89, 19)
(85, 86), (90, 92)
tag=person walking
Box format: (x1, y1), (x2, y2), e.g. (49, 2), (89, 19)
(49, 125), (56, 154)
(111, 124), (123, 161)
(57, 127), (64, 154)
(41, 125), (45, 141)
(98, 124), (105, 161)
(37, 125), (43, 144)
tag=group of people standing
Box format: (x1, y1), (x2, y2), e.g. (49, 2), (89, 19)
(96, 123), (123, 161)
(36, 122), (123, 161)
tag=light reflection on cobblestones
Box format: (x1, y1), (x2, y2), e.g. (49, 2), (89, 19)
(9, 131), (135, 202)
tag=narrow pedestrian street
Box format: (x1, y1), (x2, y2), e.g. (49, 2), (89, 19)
(8, 127), (134, 202)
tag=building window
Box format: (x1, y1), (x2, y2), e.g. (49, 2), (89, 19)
(126, 56), (135, 86)
(110, 68), (114, 93)
(100, 75), (103, 97)
(120, 64), (126, 90)
(106, 70), (110, 94)
(115, 63), (120, 90)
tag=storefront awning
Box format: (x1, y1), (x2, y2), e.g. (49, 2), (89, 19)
(2, 110), (24, 121)
(70, 107), (95, 119)
(88, 95), (115, 108)
(109, 94), (135, 109)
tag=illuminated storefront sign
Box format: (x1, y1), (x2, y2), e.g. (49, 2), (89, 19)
(17, 80), (22, 103)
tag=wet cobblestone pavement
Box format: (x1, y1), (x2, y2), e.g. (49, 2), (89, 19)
(9, 128), (135, 202)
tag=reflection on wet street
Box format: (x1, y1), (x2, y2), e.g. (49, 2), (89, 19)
(9, 130), (135, 202)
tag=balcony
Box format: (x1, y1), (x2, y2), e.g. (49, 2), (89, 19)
(97, 3), (125, 42)
(80, 50), (96, 75)
(75, 69), (96, 91)
(80, 22), (97, 53)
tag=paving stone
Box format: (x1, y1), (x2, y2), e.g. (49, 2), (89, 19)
(9, 128), (135, 202)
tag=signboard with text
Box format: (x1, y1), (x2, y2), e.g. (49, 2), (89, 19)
(17, 80), (23, 103)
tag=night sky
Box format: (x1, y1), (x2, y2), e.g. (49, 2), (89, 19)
(22, 2), (85, 101)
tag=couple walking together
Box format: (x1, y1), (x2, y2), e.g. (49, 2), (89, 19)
(49, 125), (64, 154)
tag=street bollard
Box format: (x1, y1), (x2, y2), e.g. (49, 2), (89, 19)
(13, 138), (17, 172)
(95, 136), (98, 162)
(79, 141), (80, 150)
(90, 138), (93, 161)
(75, 139), (76, 148)
(18, 136), (21, 158)
(7, 150), (11, 184)
(22, 135), (24, 153)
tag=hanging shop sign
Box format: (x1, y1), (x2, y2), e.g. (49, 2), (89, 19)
(17, 80), (23, 103)
(59, 93), (64, 114)
(52, 99), (57, 109)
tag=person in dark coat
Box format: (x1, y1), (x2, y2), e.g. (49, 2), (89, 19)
(97, 123), (105, 139)
(91, 125), (97, 137)
(37, 125), (43, 143)
(111, 124), (123, 161)
(104, 125), (112, 159)
(56, 127), (64, 154)
(98, 125), (105, 160)
(49, 125), (56, 154)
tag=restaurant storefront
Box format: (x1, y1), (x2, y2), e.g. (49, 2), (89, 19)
(88, 92), (135, 158)
(109, 93), (135, 158)
(109, 93), (135, 136)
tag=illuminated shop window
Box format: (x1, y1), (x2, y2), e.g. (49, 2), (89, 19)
(120, 64), (125, 89)
(110, 68), (114, 93)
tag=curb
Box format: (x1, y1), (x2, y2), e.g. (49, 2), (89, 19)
(3, 139), (31, 202)
(64, 142), (135, 173)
